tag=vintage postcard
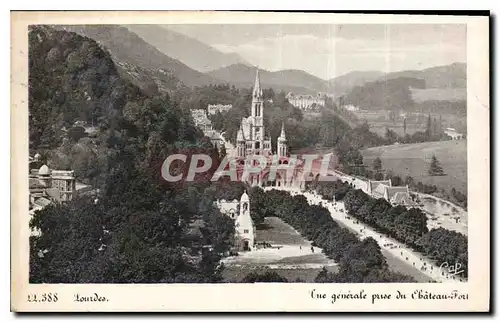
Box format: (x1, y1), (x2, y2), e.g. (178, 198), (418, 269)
(11, 11), (490, 312)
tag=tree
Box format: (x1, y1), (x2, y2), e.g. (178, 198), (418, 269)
(373, 157), (382, 172)
(219, 145), (227, 160)
(428, 155), (445, 176)
(242, 271), (289, 283)
(426, 114), (432, 138)
(404, 175), (414, 187)
(384, 128), (398, 144)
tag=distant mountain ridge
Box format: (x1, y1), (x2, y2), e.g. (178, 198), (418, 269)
(207, 62), (466, 96)
(339, 63), (467, 113)
(125, 25), (250, 73)
(327, 71), (386, 96)
(383, 62), (466, 88)
(207, 63), (329, 94)
(53, 25), (223, 90)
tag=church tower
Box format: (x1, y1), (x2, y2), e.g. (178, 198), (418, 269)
(235, 191), (255, 251)
(250, 68), (264, 155)
(277, 122), (288, 158)
(236, 123), (246, 158)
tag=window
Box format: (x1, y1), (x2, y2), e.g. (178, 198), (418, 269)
(244, 229), (249, 233)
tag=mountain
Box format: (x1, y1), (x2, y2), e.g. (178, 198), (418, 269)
(384, 62), (466, 88)
(340, 77), (426, 110)
(53, 25), (222, 89)
(339, 63), (467, 114)
(29, 25), (149, 149)
(125, 25), (249, 73)
(327, 71), (385, 96)
(207, 64), (329, 94)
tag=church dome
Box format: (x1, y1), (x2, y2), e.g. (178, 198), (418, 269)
(38, 164), (51, 176)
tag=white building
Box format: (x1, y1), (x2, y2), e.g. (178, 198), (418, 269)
(207, 104), (232, 115)
(444, 127), (464, 140)
(190, 109), (213, 134)
(215, 191), (255, 251)
(235, 69), (275, 159)
(286, 92), (326, 110)
(366, 179), (413, 207)
(343, 104), (359, 112)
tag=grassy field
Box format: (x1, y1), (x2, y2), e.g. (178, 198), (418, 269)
(361, 140), (467, 193)
(222, 216), (431, 283)
(222, 217), (336, 282)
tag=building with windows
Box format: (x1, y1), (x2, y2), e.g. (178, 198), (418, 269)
(215, 191), (255, 251)
(366, 179), (413, 206)
(207, 104), (232, 115)
(230, 69), (296, 187)
(190, 109), (213, 134)
(286, 92), (326, 110)
(29, 154), (77, 217)
(444, 127), (465, 140)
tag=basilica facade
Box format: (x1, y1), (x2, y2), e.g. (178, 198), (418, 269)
(233, 70), (290, 187)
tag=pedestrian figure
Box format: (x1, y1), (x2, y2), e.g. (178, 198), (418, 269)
(311, 246), (314, 253)
(300, 245), (302, 250)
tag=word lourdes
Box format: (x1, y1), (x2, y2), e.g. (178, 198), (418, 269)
(161, 153), (338, 183)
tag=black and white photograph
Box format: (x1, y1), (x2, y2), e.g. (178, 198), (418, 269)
(11, 11), (490, 312)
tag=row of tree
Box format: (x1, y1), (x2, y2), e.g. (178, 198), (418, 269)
(251, 188), (416, 283)
(313, 181), (468, 278)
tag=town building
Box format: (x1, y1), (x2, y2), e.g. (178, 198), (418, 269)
(190, 108), (225, 152)
(215, 191), (255, 251)
(343, 104), (359, 112)
(28, 154), (94, 217)
(29, 155), (77, 216)
(366, 179), (413, 206)
(444, 127), (465, 140)
(190, 109), (213, 134)
(286, 92), (326, 110)
(207, 104), (232, 115)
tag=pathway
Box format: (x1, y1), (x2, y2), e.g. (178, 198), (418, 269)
(265, 187), (467, 283)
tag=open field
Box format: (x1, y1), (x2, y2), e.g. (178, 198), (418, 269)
(361, 140), (467, 193)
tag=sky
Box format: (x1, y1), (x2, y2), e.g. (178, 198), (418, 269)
(163, 24), (466, 80)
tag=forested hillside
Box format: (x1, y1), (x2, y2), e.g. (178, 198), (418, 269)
(29, 26), (236, 283)
(54, 25), (221, 88)
(340, 77), (426, 110)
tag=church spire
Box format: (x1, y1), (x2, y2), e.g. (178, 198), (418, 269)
(253, 67), (263, 99)
(279, 122), (286, 141)
(237, 122), (245, 141)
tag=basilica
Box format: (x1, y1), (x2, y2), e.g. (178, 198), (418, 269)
(235, 69), (288, 159)
(232, 70), (292, 187)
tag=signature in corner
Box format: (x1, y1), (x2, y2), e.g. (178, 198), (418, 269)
(439, 262), (464, 276)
